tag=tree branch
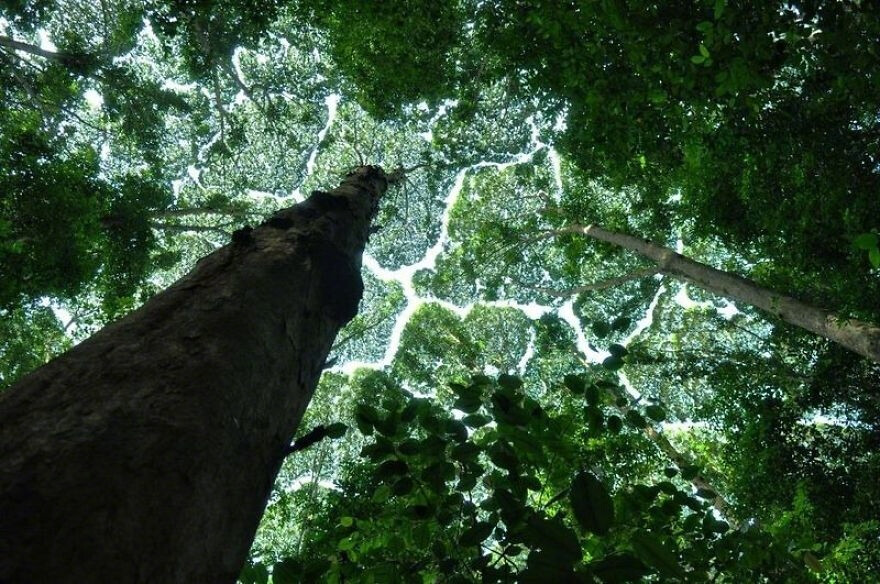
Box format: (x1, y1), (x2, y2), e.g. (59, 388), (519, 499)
(151, 206), (257, 221)
(0, 35), (70, 62)
(0, 34), (98, 70)
(519, 266), (660, 298)
(149, 222), (231, 237)
(211, 68), (229, 146)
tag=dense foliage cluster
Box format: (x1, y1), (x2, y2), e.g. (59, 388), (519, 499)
(2, 1), (879, 581)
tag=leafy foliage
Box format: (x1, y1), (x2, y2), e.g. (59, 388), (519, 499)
(1, 2), (879, 583)
(248, 372), (805, 582)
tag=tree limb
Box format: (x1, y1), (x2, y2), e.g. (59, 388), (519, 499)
(520, 266), (660, 298)
(149, 222), (231, 237)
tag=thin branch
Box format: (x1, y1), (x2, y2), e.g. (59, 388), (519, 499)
(343, 122), (366, 167)
(333, 310), (396, 351)
(62, 315), (80, 333)
(98, 0), (111, 45)
(221, 59), (261, 108)
(520, 267), (661, 298)
(525, 190), (557, 208)
(149, 221), (231, 237)
(150, 206), (258, 221)
(540, 487), (570, 509)
(0, 34), (74, 62)
(211, 68), (229, 146)
(518, 229), (560, 246)
(581, 355), (738, 523)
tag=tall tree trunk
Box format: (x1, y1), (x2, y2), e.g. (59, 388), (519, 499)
(558, 224), (880, 363)
(0, 166), (388, 583)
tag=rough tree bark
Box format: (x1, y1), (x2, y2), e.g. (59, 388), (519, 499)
(557, 224), (880, 363)
(0, 166), (389, 583)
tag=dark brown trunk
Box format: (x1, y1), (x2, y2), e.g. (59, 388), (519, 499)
(0, 166), (388, 583)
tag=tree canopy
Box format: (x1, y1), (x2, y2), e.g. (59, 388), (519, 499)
(2, 1), (879, 582)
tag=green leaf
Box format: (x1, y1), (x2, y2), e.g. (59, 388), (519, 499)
(498, 373), (523, 389)
(590, 554), (649, 583)
(397, 439), (421, 455)
(691, 55), (706, 64)
(524, 514), (583, 564)
(325, 422), (347, 439)
(608, 344), (628, 358)
(355, 403), (379, 423)
(522, 474), (543, 491)
(870, 247), (880, 268)
(658, 481), (678, 495)
(522, 549), (577, 580)
(570, 471), (615, 536)
(372, 484), (391, 503)
(585, 383), (601, 405)
(271, 558), (300, 584)
(449, 382), (469, 395)
(374, 415), (399, 437)
(451, 442), (481, 462)
(457, 474), (478, 491)
(633, 485), (661, 502)
(462, 413), (491, 427)
(459, 521), (495, 546)
(392, 476), (415, 496)
(400, 401), (419, 423)
(238, 562), (268, 584)
(803, 551), (824, 573)
(423, 460), (456, 487)
(585, 406), (605, 436)
(488, 441), (520, 471)
(713, 0), (726, 20)
(375, 459), (408, 480)
(644, 405), (666, 422)
(471, 374), (492, 386)
(680, 465), (700, 480)
(853, 233), (878, 250)
(602, 355), (625, 371)
(361, 439), (394, 462)
(625, 410), (647, 429)
(408, 504), (433, 520)
(339, 516), (354, 527)
(592, 321), (611, 339)
(695, 487), (717, 500)
(607, 415), (623, 434)
(699, 44), (710, 58)
(564, 374), (586, 394)
(445, 419), (469, 442)
(355, 417), (373, 436)
(454, 394), (483, 413)
(631, 532), (686, 579)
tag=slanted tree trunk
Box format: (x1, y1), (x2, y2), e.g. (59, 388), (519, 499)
(0, 166), (389, 583)
(557, 224), (880, 363)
